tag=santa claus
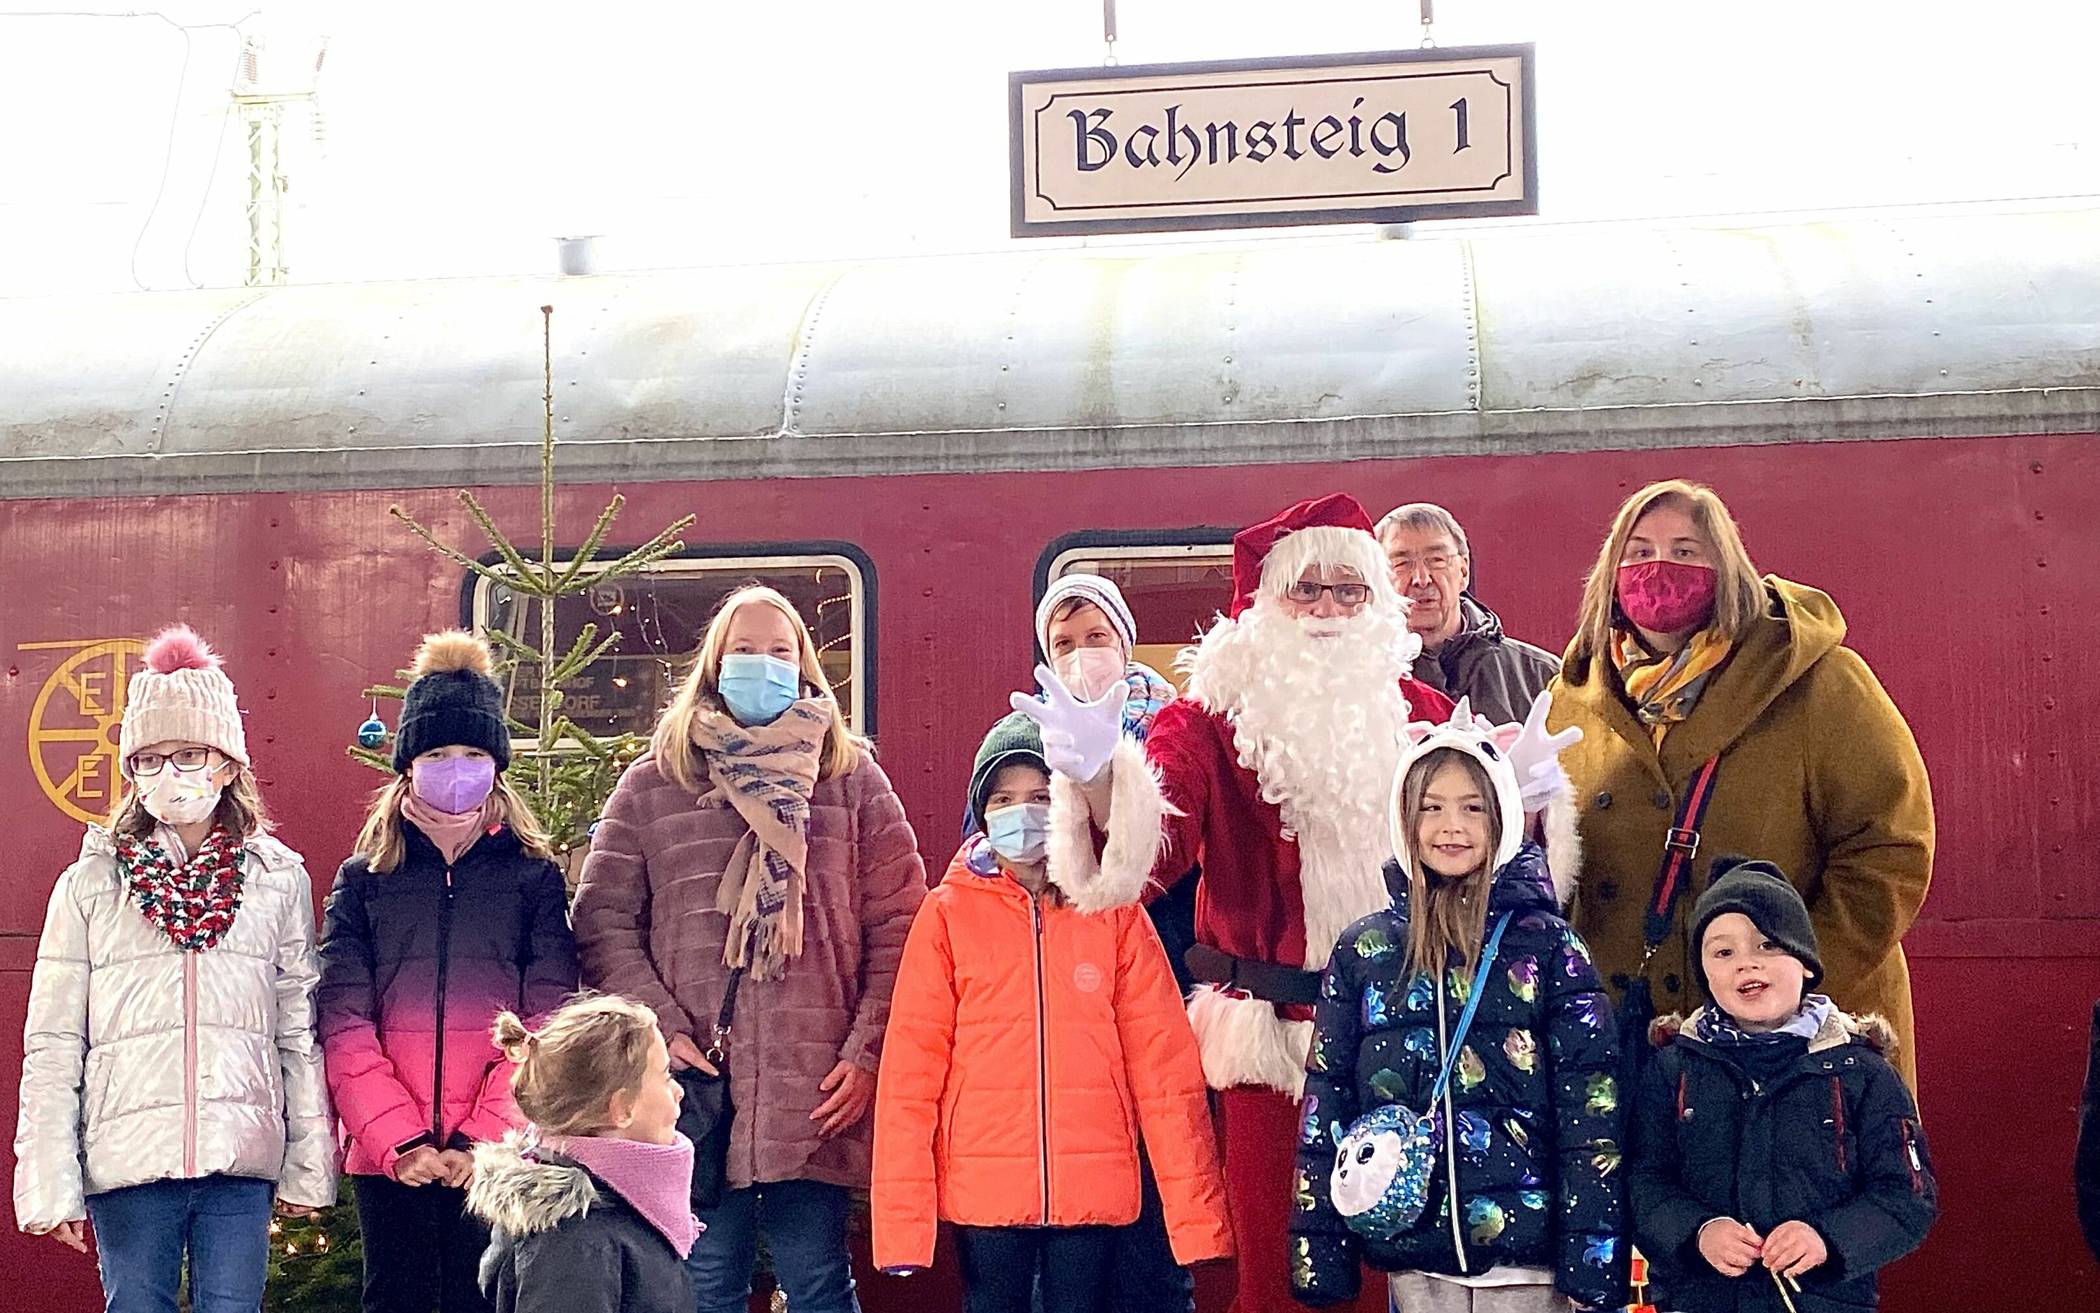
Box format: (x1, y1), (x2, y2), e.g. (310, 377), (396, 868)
(1015, 494), (1577, 1313)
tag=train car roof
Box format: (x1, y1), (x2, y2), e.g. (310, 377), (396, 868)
(3, 205), (2097, 498)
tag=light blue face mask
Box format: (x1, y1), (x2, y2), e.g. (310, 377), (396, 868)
(984, 802), (1051, 865)
(717, 653), (801, 726)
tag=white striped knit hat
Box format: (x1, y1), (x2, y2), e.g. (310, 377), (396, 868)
(118, 625), (250, 774)
(1035, 573), (1138, 658)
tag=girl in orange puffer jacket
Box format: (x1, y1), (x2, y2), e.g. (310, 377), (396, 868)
(872, 711), (1232, 1313)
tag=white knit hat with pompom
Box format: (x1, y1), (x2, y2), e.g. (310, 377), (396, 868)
(119, 625), (249, 773)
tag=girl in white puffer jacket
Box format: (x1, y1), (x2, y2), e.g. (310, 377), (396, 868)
(12, 626), (337, 1313)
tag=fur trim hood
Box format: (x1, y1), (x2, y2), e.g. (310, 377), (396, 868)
(467, 1135), (601, 1237)
(1650, 1008), (1898, 1056)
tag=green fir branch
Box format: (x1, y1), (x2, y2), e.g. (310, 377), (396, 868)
(456, 492), (549, 595)
(551, 497), (627, 592)
(549, 627), (622, 685)
(590, 514), (695, 584)
(388, 505), (515, 590)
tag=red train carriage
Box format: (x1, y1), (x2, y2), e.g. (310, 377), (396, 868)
(3, 204), (2096, 1311)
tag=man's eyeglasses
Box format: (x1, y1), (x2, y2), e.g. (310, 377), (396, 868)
(1284, 580), (1372, 606)
(130, 748), (226, 777)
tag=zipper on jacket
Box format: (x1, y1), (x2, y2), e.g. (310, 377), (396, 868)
(1435, 971), (1467, 1274)
(432, 866), (457, 1140)
(182, 952), (199, 1177)
(1030, 894), (1051, 1225)
(1830, 1078), (1848, 1173)
(1899, 1120), (1924, 1194)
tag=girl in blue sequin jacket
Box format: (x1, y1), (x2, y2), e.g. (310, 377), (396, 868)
(1290, 720), (1628, 1312)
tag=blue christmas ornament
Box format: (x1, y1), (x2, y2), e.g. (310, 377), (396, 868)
(357, 715), (388, 749)
(1328, 1103), (1437, 1241)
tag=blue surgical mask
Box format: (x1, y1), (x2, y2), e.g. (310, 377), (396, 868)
(717, 653), (801, 726)
(984, 802), (1051, 866)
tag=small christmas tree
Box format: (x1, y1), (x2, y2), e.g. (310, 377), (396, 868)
(350, 304), (695, 870)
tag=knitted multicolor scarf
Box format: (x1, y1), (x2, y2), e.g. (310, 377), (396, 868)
(115, 826), (247, 951)
(690, 698), (828, 981)
(1610, 626), (1733, 745)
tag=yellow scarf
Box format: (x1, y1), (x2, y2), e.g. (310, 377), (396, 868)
(1609, 627), (1732, 746)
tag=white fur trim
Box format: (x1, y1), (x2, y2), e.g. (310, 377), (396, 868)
(1186, 985), (1314, 1097)
(1542, 781), (1582, 908)
(1047, 737), (1174, 913)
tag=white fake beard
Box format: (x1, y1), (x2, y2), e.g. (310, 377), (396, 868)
(1182, 598), (1421, 968)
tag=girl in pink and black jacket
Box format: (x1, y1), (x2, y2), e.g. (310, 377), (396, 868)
(319, 632), (578, 1313)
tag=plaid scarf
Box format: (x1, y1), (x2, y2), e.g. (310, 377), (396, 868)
(1610, 626), (1733, 745)
(1692, 994), (1835, 1045)
(690, 698), (827, 981)
(115, 826), (247, 951)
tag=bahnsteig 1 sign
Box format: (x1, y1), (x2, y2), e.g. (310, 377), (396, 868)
(1010, 45), (1535, 237)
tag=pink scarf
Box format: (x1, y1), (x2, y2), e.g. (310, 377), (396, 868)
(401, 792), (495, 865)
(550, 1132), (702, 1257)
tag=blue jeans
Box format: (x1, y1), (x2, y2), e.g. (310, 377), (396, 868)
(86, 1175), (275, 1313)
(686, 1179), (860, 1313)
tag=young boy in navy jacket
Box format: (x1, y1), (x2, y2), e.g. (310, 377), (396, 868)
(1629, 857), (1937, 1313)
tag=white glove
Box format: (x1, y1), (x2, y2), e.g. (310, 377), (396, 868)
(1009, 663), (1128, 784)
(1503, 688), (1582, 813)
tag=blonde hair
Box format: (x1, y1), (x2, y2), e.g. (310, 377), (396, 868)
(493, 994), (661, 1137)
(1399, 748), (1503, 981)
(650, 584), (866, 791)
(110, 766), (271, 841)
(1569, 480), (1767, 666)
(355, 774), (556, 873)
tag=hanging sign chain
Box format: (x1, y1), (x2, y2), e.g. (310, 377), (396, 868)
(1103, 0), (1118, 64)
(1419, 0), (1435, 47)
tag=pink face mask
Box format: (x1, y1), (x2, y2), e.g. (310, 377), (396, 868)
(411, 755), (497, 815)
(1052, 647), (1126, 703)
(1616, 561), (1718, 635)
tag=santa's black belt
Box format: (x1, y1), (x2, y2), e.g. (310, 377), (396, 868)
(1183, 944), (1322, 1007)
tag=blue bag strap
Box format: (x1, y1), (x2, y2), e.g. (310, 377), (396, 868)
(1426, 911), (1516, 1106)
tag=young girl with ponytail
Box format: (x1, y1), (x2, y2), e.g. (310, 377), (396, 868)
(13, 625), (337, 1313)
(468, 995), (699, 1313)
(319, 631), (577, 1312)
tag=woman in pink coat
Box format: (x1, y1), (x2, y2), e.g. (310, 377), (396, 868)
(573, 585), (927, 1313)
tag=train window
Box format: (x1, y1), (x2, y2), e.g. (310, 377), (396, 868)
(470, 550), (871, 744)
(1044, 538), (1234, 692)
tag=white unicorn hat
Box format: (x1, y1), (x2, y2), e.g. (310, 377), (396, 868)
(1387, 697), (1525, 879)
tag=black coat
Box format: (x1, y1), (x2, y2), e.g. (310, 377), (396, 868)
(2074, 999), (2100, 1265)
(1291, 844), (1628, 1310)
(317, 824), (578, 1165)
(1628, 1010), (1937, 1313)
(470, 1139), (694, 1313)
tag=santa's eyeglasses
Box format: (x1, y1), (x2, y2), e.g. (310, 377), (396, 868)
(1283, 580), (1372, 606)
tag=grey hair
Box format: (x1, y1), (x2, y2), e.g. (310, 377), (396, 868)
(1375, 502), (1470, 561)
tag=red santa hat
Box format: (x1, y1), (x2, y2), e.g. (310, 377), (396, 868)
(1229, 493), (1390, 618)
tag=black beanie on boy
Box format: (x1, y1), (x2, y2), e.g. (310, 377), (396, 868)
(1689, 855), (1824, 999)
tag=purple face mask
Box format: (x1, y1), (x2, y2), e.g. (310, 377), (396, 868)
(411, 754), (497, 815)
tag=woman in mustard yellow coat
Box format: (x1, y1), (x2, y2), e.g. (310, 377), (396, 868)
(1547, 480), (1934, 1087)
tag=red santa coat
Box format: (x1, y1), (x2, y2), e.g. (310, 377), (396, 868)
(1048, 675), (1456, 1096)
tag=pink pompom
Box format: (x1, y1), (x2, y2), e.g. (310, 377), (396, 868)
(143, 625), (222, 675)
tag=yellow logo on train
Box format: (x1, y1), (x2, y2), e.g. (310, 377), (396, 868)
(23, 639), (146, 824)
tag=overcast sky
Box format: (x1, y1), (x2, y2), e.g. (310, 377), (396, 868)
(0, 0), (2094, 297)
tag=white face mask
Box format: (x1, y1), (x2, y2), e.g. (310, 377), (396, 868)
(1052, 647), (1126, 703)
(138, 769), (225, 826)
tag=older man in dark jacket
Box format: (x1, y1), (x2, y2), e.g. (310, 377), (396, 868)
(1378, 502), (1560, 725)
